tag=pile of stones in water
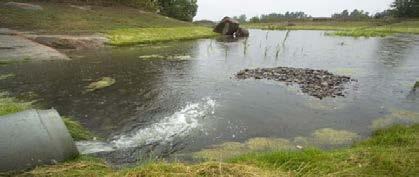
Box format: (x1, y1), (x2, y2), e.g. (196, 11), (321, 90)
(236, 67), (355, 99)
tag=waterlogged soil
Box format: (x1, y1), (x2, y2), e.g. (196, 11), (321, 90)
(1, 30), (419, 166)
(236, 67), (354, 99)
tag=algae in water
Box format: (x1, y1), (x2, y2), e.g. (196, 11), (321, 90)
(372, 109), (419, 130)
(85, 77), (116, 92)
(0, 73), (15, 80)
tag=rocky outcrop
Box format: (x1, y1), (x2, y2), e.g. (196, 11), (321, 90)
(236, 67), (355, 99)
(214, 17), (240, 35)
(25, 35), (108, 50)
(213, 17), (249, 37)
(0, 28), (19, 35)
(4, 2), (43, 10)
(0, 34), (69, 61)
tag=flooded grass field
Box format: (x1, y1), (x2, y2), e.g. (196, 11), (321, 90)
(1, 30), (418, 165)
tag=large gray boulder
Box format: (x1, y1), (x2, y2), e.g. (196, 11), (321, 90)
(0, 109), (79, 172)
(214, 17), (240, 35)
(4, 2), (43, 11)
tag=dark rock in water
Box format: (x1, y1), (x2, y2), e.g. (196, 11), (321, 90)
(213, 17), (250, 38)
(414, 81), (419, 91)
(213, 17), (240, 35)
(235, 28), (249, 37)
(236, 67), (355, 99)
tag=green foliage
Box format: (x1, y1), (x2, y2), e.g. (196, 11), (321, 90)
(107, 27), (217, 45)
(249, 16), (261, 23)
(391, 0), (419, 18)
(332, 9), (371, 19)
(249, 12), (311, 23)
(233, 14), (247, 23)
(158, 0), (198, 21)
(374, 10), (392, 19)
(414, 81), (419, 89)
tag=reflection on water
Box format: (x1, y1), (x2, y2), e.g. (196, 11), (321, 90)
(1, 30), (418, 165)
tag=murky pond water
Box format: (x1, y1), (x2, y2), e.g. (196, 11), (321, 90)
(1, 30), (418, 165)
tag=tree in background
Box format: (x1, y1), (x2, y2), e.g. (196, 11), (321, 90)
(391, 0), (419, 17)
(233, 14), (247, 23)
(249, 11), (310, 23)
(158, 0), (198, 21)
(332, 9), (370, 19)
(374, 10), (392, 19)
(249, 16), (261, 23)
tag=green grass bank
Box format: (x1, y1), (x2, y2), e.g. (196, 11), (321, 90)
(13, 124), (418, 177)
(107, 27), (217, 46)
(0, 1), (191, 34)
(0, 1), (216, 45)
(244, 20), (419, 37)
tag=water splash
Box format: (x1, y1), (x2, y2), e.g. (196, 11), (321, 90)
(76, 97), (216, 154)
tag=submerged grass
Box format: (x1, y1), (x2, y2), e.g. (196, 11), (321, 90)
(85, 77), (116, 92)
(21, 124), (418, 176)
(0, 73), (15, 80)
(63, 117), (96, 141)
(332, 29), (391, 37)
(230, 124), (418, 176)
(245, 20), (419, 37)
(107, 27), (217, 46)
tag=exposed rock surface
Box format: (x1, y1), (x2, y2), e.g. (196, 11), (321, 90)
(4, 2), (43, 10)
(0, 28), (19, 35)
(0, 34), (69, 61)
(236, 67), (355, 99)
(26, 35), (108, 50)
